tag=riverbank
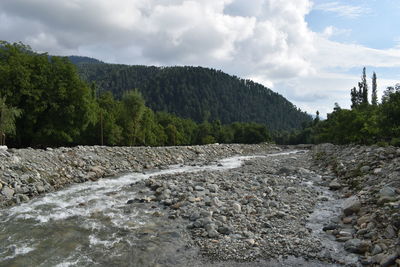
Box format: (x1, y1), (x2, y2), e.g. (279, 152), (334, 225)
(0, 143), (278, 208)
(312, 144), (400, 266)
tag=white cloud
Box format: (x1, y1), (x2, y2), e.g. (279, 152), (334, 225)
(313, 2), (370, 18)
(321, 26), (351, 38)
(0, 0), (315, 78)
(312, 35), (400, 69)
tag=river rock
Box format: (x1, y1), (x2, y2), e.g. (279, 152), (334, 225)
(218, 225), (232, 235)
(344, 238), (370, 254)
(15, 194), (30, 203)
(360, 166), (370, 173)
(379, 253), (399, 267)
(36, 185), (45, 193)
(379, 186), (397, 197)
(286, 187), (296, 194)
(195, 185), (205, 191)
(323, 223), (339, 231)
(378, 196), (397, 205)
(1, 186), (14, 199)
(384, 225), (397, 239)
(371, 244), (383, 255)
(232, 202), (241, 212)
(211, 197), (223, 207)
(207, 228), (219, 238)
(342, 196), (361, 216)
(208, 184), (219, 193)
(328, 179), (341, 190)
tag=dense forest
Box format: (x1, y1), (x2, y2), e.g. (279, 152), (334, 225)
(72, 58), (312, 131)
(279, 68), (400, 147)
(0, 41), (272, 148)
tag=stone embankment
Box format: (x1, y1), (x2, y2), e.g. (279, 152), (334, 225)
(0, 143), (276, 208)
(312, 144), (400, 266)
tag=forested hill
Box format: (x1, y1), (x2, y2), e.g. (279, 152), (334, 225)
(72, 58), (312, 131)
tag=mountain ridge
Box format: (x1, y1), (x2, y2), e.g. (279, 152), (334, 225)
(69, 56), (312, 131)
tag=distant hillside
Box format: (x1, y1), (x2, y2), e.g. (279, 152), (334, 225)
(69, 56), (104, 65)
(71, 58), (312, 131)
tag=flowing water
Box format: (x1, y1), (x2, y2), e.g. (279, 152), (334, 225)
(1, 154), (282, 267)
(305, 180), (360, 266)
(0, 151), (354, 266)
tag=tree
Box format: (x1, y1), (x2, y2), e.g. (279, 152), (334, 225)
(314, 111), (320, 124)
(361, 67), (368, 104)
(350, 87), (360, 108)
(0, 96), (22, 145)
(351, 68), (370, 109)
(0, 41), (97, 146)
(380, 85), (400, 141)
(371, 72), (378, 106)
(119, 90), (146, 145)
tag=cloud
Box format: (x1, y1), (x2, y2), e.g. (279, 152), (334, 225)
(321, 26), (351, 38)
(313, 1), (370, 18)
(0, 0), (315, 80)
(312, 35), (400, 69)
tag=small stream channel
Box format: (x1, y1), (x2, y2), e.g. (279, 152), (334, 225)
(305, 178), (360, 266)
(0, 151), (357, 266)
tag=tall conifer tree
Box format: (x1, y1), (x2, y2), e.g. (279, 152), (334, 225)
(371, 72), (378, 106)
(361, 67), (368, 104)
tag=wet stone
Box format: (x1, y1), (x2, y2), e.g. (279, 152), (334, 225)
(344, 238), (370, 254)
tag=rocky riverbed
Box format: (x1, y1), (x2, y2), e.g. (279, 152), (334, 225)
(312, 144), (400, 266)
(1, 143), (399, 266)
(135, 149), (339, 266)
(0, 143), (276, 208)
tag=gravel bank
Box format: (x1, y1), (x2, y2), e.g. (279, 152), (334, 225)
(312, 144), (400, 266)
(0, 143), (277, 208)
(129, 149), (346, 266)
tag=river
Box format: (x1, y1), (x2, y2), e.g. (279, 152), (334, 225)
(0, 150), (358, 266)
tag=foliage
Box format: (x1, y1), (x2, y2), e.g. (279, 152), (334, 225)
(0, 41), (97, 147)
(0, 96), (22, 145)
(371, 72), (378, 106)
(73, 58), (312, 131)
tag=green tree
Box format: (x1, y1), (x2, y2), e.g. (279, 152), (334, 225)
(136, 107), (166, 146)
(371, 72), (378, 106)
(0, 96), (22, 145)
(361, 67), (368, 105)
(350, 87), (361, 109)
(380, 85), (400, 141)
(119, 90), (146, 145)
(0, 41), (97, 146)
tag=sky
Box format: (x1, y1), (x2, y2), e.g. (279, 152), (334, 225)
(1, 0), (400, 116)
